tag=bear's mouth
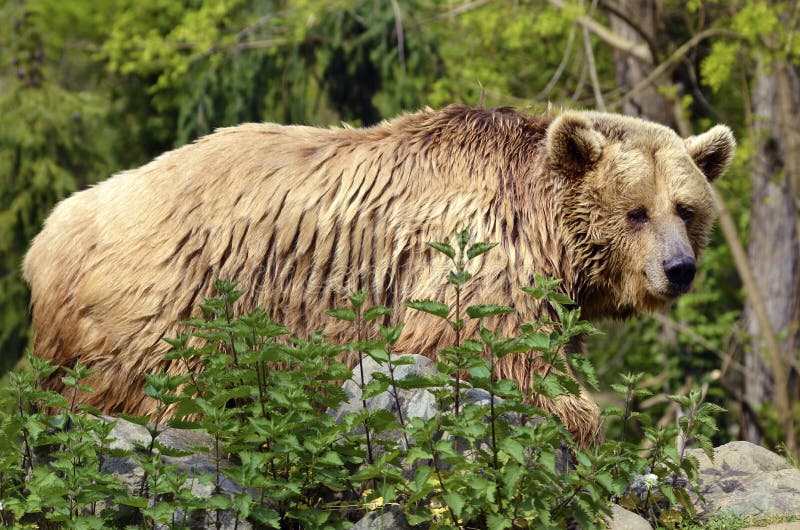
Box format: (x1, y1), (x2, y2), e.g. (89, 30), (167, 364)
(664, 282), (692, 299)
(643, 270), (691, 301)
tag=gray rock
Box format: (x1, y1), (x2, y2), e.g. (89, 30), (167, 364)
(351, 506), (411, 530)
(335, 354), (440, 424)
(99, 415), (251, 530)
(688, 441), (800, 518)
(335, 354), (532, 421)
(606, 504), (653, 530)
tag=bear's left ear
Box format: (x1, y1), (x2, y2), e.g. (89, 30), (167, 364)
(685, 125), (736, 182)
(545, 112), (603, 177)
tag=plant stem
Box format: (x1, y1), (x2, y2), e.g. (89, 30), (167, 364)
(17, 388), (33, 471)
(215, 431), (222, 530)
(355, 308), (375, 466)
(430, 440), (460, 526)
(386, 346), (411, 451)
(181, 356), (202, 396)
(621, 384), (633, 444)
(224, 299), (239, 366)
(488, 344), (503, 513)
(453, 262), (463, 416)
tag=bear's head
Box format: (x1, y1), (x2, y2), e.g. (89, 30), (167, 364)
(544, 111), (736, 319)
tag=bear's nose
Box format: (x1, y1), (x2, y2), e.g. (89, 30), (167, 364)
(664, 256), (696, 291)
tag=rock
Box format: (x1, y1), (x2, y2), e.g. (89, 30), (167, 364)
(100, 415), (251, 530)
(688, 441), (800, 518)
(334, 354), (538, 423)
(334, 354), (440, 424)
(607, 504), (653, 530)
(351, 506), (411, 530)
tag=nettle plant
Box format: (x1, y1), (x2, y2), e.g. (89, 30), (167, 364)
(0, 229), (722, 529)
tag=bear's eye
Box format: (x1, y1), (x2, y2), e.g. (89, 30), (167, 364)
(676, 204), (694, 222)
(627, 207), (649, 224)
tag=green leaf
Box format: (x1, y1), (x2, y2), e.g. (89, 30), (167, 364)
(486, 513), (513, 529)
(610, 383), (629, 395)
(521, 286), (545, 299)
(499, 437), (526, 464)
(380, 324), (404, 344)
(469, 364), (492, 380)
(548, 291), (574, 305)
(668, 394), (691, 408)
(699, 402), (726, 415)
(406, 509), (433, 526)
(364, 306), (392, 321)
(700, 40), (741, 93)
(406, 299), (450, 319)
(117, 413), (150, 426)
(659, 483), (678, 505)
(349, 291), (365, 309)
(680, 454), (700, 481)
(318, 451), (345, 466)
(466, 304), (514, 318)
(568, 354), (599, 390)
(114, 494), (149, 509)
(326, 308), (355, 322)
(428, 241), (456, 258)
(601, 406), (624, 418)
(595, 471), (615, 494)
(143, 500), (177, 522)
(466, 242), (498, 259)
(251, 504), (281, 528)
(525, 332), (550, 352)
(448, 270), (472, 286)
(536, 374), (565, 398)
(366, 348), (390, 363)
(675, 487), (696, 517)
(456, 228), (470, 250)
(442, 490), (466, 518)
(362, 378), (390, 399)
(494, 337), (531, 357)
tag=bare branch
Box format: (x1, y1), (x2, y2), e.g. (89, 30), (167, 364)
(535, 23), (577, 100)
(711, 186), (794, 450)
(582, 25), (606, 110)
(390, 0), (406, 72)
(434, 0), (492, 19)
(547, 0), (652, 62)
(570, 56), (589, 103)
(710, 189), (783, 370)
(608, 27), (734, 111)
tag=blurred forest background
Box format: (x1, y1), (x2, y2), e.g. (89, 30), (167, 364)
(1, 0), (799, 455)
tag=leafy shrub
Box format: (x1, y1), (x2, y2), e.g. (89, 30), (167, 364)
(0, 230), (722, 529)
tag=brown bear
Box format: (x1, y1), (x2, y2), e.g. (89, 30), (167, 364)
(24, 105), (735, 447)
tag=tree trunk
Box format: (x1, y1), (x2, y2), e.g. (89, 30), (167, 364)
(743, 58), (800, 450)
(606, 0), (675, 128)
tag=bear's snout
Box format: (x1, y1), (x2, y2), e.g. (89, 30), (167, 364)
(663, 255), (696, 294)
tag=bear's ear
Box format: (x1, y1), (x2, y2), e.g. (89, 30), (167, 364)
(685, 125), (736, 182)
(545, 112), (603, 177)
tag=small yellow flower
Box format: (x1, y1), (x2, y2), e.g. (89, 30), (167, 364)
(364, 496), (385, 511)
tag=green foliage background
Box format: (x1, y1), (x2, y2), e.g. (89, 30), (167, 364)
(0, 0), (790, 443)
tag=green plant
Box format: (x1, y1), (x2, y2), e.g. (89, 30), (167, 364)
(0, 230), (725, 529)
(607, 379), (725, 528)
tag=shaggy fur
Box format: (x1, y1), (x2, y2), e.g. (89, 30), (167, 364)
(24, 105), (735, 447)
